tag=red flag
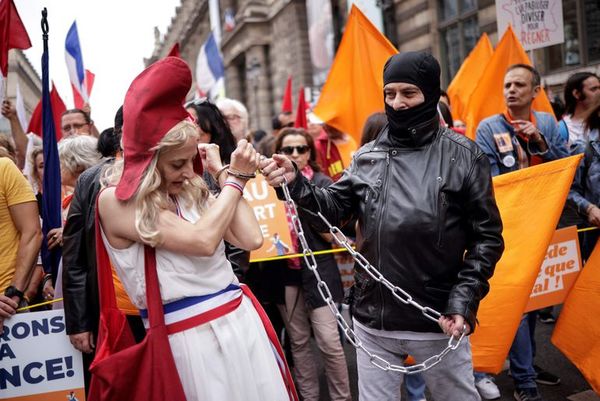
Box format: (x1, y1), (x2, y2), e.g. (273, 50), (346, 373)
(0, 0), (32, 76)
(294, 87), (307, 129)
(281, 75), (293, 113)
(167, 43), (181, 58)
(27, 83), (67, 139)
(72, 69), (95, 108)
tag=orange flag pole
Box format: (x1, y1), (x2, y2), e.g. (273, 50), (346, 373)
(464, 26), (554, 140)
(552, 240), (600, 393)
(313, 5), (396, 144)
(447, 33), (493, 123)
(471, 155), (582, 373)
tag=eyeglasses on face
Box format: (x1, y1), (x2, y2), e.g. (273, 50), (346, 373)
(279, 145), (310, 155)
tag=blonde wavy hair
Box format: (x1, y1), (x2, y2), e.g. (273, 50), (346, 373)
(102, 120), (210, 246)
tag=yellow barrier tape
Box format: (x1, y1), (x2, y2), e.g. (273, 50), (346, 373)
(17, 297), (63, 312)
(249, 247), (350, 263)
(577, 226), (599, 233)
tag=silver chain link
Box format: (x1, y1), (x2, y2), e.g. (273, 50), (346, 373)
(280, 180), (465, 374)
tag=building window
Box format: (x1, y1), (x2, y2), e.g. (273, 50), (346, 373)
(438, 0), (479, 83)
(380, 0), (398, 48)
(585, 0), (600, 62)
(544, 0), (600, 71)
(546, 0), (580, 70)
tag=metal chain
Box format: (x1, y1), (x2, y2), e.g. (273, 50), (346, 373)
(280, 180), (465, 374)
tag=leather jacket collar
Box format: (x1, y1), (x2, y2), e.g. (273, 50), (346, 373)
(377, 116), (441, 149)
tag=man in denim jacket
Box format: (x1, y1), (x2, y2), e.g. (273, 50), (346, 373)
(476, 64), (568, 401)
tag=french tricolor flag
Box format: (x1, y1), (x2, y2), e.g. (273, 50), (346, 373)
(195, 31), (225, 99)
(65, 21), (94, 108)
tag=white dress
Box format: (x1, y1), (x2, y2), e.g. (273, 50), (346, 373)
(101, 199), (290, 401)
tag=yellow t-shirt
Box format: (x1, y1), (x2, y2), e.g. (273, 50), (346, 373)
(0, 158), (37, 291)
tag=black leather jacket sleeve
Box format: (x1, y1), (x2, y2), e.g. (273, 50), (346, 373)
(444, 152), (504, 331)
(62, 164), (103, 335)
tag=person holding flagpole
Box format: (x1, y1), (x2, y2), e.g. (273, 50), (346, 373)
(476, 63), (567, 401)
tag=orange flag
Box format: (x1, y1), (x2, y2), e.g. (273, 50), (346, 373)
(552, 240), (600, 393)
(471, 155), (582, 373)
(312, 5), (396, 144)
(447, 33), (493, 123)
(464, 26), (554, 139)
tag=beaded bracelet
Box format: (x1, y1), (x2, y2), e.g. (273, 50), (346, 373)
(223, 180), (244, 194)
(214, 164), (230, 182)
(226, 168), (256, 180)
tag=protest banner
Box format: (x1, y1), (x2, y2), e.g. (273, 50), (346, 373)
(246, 174), (294, 260)
(496, 0), (564, 50)
(0, 310), (85, 400)
(525, 226), (582, 312)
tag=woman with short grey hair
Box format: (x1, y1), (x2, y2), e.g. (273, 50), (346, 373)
(58, 135), (102, 187)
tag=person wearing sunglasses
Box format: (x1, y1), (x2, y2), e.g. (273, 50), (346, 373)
(274, 128), (351, 401)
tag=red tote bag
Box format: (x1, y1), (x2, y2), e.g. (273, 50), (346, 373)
(88, 206), (187, 401)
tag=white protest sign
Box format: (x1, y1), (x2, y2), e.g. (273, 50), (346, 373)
(525, 226), (582, 312)
(0, 310), (85, 400)
(496, 0), (564, 50)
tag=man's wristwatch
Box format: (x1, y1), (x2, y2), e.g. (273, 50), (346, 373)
(4, 285), (24, 303)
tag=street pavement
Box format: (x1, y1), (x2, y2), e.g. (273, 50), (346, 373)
(314, 314), (595, 401)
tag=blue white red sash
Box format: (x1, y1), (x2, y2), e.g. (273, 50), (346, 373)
(138, 283), (299, 401)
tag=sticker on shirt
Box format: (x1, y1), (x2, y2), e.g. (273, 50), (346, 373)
(493, 133), (514, 153)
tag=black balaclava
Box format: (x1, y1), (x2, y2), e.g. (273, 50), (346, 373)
(383, 52), (441, 137)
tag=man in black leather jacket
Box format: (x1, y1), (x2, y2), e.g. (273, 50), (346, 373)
(260, 52), (504, 401)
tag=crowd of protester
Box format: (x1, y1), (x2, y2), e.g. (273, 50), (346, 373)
(0, 53), (598, 401)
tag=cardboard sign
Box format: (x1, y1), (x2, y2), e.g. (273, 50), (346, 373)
(245, 174), (294, 260)
(496, 0), (564, 50)
(525, 226), (582, 312)
(0, 310), (85, 400)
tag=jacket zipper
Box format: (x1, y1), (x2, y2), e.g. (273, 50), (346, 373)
(377, 151), (391, 329)
(437, 190), (447, 248)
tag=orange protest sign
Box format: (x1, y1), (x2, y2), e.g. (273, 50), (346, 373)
(464, 25), (554, 140)
(447, 33), (493, 123)
(313, 5), (397, 144)
(471, 155), (582, 373)
(245, 174), (294, 260)
(552, 240), (600, 393)
(525, 226), (582, 312)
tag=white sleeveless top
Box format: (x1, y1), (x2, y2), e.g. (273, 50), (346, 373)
(101, 197), (238, 310)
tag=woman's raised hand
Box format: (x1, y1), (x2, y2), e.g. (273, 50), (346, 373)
(230, 139), (259, 176)
(198, 143), (223, 177)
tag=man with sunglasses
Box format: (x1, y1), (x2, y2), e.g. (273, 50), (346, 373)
(260, 51), (504, 401)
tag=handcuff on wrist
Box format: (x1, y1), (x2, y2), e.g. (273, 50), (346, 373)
(226, 168), (256, 180)
(214, 164), (230, 182)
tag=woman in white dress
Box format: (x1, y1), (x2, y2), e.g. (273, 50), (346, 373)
(97, 57), (295, 401)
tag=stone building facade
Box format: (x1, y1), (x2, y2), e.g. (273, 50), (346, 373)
(149, 0), (600, 130)
(0, 50), (42, 134)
